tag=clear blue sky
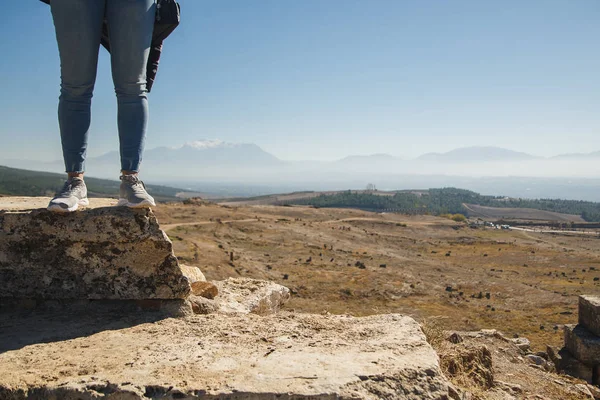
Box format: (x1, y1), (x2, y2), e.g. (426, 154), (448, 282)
(1, 1), (599, 162)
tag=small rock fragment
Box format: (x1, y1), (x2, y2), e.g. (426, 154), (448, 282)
(188, 295), (218, 315)
(447, 332), (463, 344)
(574, 384), (594, 400)
(191, 281), (219, 299)
(546, 345), (562, 369)
(526, 354), (547, 366)
(180, 265), (206, 283)
(510, 337), (531, 353)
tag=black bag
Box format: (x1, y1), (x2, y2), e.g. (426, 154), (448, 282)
(154, 0), (181, 42)
(146, 0), (180, 92)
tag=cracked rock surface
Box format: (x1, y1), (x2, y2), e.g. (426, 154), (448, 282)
(0, 207), (191, 299)
(0, 312), (450, 399)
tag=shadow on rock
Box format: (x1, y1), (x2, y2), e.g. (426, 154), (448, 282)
(0, 299), (183, 353)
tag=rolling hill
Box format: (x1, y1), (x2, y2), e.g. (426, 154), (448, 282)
(0, 165), (185, 201)
(462, 203), (585, 222)
(220, 188), (600, 222)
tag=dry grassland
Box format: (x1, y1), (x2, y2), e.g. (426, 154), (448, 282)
(463, 203), (586, 222)
(153, 202), (600, 351)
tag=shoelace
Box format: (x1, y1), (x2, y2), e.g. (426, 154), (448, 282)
(58, 179), (83, 197)
(121, 175), (147, 194)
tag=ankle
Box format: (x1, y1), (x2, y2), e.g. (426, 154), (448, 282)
(121, 170), (138, 176)
(68, 172), (84, 180)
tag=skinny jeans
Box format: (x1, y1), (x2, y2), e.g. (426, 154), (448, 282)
(51, 0), (156, 173)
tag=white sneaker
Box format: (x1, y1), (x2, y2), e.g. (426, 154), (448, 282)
(118, 174), (156, 208)
(47, 177), (89, 212)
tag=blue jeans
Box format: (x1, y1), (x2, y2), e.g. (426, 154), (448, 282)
(51, 0), (156, 173)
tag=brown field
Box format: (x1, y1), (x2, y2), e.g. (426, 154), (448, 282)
(463, 203), (585, 222)
(216, 189), (398, 206)
(153, 202), (600, 352)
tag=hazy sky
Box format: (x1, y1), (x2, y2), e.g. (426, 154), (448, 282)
(1, 1), (599, 162)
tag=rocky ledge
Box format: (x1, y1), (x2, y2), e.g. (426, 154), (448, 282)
(0, 199), (450, 399)
(0, 207), (191, 299)
(0, 312), (450, 400)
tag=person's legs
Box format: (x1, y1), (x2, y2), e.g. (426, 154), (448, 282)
(48, 0), (104, 212)
(106, 0), (155, 174)
(106, 0), (157, 207)
(51, 0), (105, 174)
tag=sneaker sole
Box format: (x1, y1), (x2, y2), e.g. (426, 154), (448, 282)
(117, 198), (156, 208)
(47, 198), (90, 213)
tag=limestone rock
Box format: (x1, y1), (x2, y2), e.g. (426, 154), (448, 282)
(586, 383), (600, 399)
(498, 380), (523, 392)
(0, 207), (191, 299)
(0, 313), (451, 399)
(579, 295), (600, 337)
(510, 337), (531, 353)
(191, 281), (218, 299)
(180, 264), (206, 283)
(214, 277), (291, 315)
(525, 354), (552, 371)
(526, 354), (547, 366)
(188, 278), (290, 316)
(556, 347), (593, 383)
(188, 294), (219, 314)
(564, 324), (600, 367)
(574, 384), (595, 400)
(546, 345), (562, 370)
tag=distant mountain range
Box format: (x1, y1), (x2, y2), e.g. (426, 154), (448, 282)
(551, 151), (600, 160)
(415, 146), (539, 163)
(4, 141), (600, 173)
(2, 142), (599, 196)
(336, 146), (600, 164)
(91, 140), (283, 167)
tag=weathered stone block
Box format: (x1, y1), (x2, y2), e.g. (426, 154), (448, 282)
(0, 207), (191, 299)
(191, 281), (218, 299)
(0, 313), (451, 399)
(188, 278), (290, 315)
(179, 264), (206, 283)
(564, 324), (600, 367)
(580, 295), (600, 337)
(214, 277), (290, 315)
(558, 347), (593, 383)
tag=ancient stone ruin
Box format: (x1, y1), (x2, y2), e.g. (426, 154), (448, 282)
(0, 207), (191, 300)
(0, 205), (452, 399)
(560, 295), (600, 384)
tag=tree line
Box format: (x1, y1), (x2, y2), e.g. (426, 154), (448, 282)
(291, 188), (600, 222)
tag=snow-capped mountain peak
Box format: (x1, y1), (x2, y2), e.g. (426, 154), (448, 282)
(179, 139), (228, 150)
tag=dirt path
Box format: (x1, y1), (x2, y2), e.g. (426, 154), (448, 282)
(162, 217), (387, 231)
(319, 217), (445, 226)
(320, 217), (392, 224)
(511, 226), (600, 237)
(162, 216), (453, 231)
(161, 218), (258, 231)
